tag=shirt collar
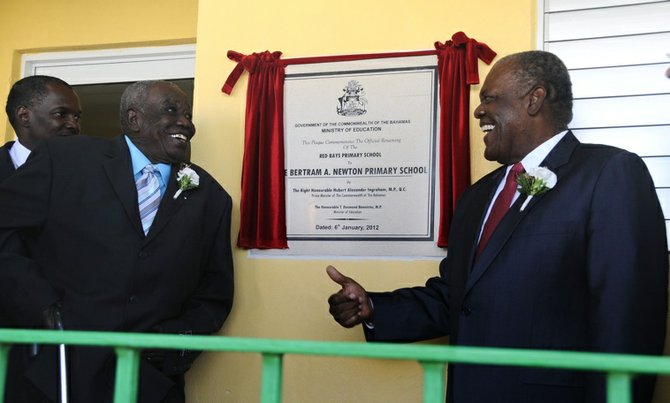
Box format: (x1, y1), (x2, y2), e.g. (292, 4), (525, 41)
(8, 138), (31, 169)
(124, 135), (171, 182)
(520, 130), (568, 171)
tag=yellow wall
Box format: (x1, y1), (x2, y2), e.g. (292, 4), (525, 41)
(191, 0), (536, 402)
(0, 0), (199, 141)
(6, 1), (667, 402)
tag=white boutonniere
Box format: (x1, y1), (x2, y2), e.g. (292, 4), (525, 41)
(173, 164), (200, 199)
(517, 166), (557, 211)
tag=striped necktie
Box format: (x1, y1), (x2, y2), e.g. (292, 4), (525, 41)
(136, 165), (161, 235)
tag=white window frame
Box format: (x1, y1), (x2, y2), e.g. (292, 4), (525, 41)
(21, 44), (196, 84)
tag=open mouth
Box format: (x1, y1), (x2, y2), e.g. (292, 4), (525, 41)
(480, 124), (495, 133)
(170, 133), (189, 143)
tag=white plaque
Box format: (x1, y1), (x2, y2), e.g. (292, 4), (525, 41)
(255, 55), (444, 257)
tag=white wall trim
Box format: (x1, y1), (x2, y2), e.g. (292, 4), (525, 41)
(536, 0), (545, 50)
(21, 44), (196, 84)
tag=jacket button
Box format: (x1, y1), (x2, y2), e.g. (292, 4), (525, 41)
(129, 295), (138, 304)
(461, 306), (472, 316)
(138, 251), (148, 258)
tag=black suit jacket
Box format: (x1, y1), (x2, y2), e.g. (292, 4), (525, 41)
(0, 135), (234, 402)
(366, 132), (668, 403)
(0, 141), (17, 330)
(0, 141), (15, 183)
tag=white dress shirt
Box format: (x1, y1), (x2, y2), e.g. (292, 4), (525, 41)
(478, 130), (568, 241)
(8, 138), (31, 169)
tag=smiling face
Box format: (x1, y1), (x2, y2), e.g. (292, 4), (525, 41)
(474, 61), (539, 165)
(127, 82), (195, 164)
(19, 83), (81, 149)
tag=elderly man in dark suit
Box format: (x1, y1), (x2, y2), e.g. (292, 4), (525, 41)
(1, 75), (81, 181)
(327, 51), (667, 403)
(0, 80), (234, 402)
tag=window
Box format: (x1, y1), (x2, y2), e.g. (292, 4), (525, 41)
(21, 45), (195, 139)
(540, 0), (670, 248)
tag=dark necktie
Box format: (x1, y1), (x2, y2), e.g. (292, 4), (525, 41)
(475, 162), (524, 259)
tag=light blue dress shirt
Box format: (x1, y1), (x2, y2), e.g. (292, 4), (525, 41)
(124, 135), (171, 198)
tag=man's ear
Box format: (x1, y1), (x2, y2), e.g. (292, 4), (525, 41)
(527, 86), (546, 116)
(127, 109), (141, 132)
(15, 106), (31, 128)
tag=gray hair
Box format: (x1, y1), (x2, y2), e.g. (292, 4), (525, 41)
(119, 81), (156, 133)
(499, 51), (574, 130)
(119, 80), (183, 133)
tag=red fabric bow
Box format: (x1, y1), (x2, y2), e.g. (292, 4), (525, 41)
(222, 50), (283, 95)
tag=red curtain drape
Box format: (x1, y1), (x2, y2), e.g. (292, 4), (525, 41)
(224, 33), (495, 249)
(434, 32), (496, 247)
(223, 50), (288, 248)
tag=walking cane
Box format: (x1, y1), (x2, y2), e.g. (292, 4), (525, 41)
(53, 309), (68, 403)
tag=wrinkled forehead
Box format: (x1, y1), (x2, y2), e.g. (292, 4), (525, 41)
(481, 61), (519, 92)
(149, 83), (191, 110)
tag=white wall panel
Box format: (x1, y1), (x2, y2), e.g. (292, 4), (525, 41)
(546, 0), (661, 12)
(570, 63), (670, 98)
(573, 126), (670, 156)
(642, 157), (670, 187)
(545, 32), (670, 69)
(656, 188), (670, 219)
(571, 94), (670, 128)
(545, 2), (670, 41)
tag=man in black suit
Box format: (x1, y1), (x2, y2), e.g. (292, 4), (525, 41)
(1, 75), (81, 181)
(327, 51), (667, 403)
(0, 80), (234, 402)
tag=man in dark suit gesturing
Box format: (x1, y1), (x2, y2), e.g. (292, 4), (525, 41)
(1, 75), (81, 181)
(327, 51), (667, 403)
(0, 80), (234, 402)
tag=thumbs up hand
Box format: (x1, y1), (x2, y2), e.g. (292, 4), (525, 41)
(326, 265), (372, 328)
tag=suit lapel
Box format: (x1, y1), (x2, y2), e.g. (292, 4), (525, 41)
(145, 165), (186, 242)
(466, 131), (579, 292)
(0, 142), (16, 174)
(539, 130), (578, 171)
(103, 136), (144, 237)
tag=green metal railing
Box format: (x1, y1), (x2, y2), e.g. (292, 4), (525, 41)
(0, 329), (668, 403)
